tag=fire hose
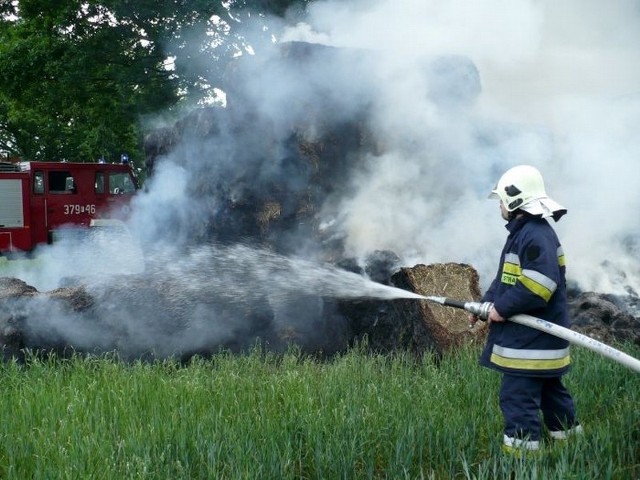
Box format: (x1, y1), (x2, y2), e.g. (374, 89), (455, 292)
(423, 296), (640, 374)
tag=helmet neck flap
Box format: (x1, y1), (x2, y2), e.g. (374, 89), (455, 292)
(489, 165), (567, 221)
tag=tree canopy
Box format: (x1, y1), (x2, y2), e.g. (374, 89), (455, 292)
(0, 0), (308, 165)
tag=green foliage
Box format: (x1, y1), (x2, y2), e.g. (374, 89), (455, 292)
(0, 0), (307, 164)
(0, 344), (638, 479)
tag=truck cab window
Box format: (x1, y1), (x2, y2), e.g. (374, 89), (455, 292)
(49, 171), (76, 194)
(109, 172), (136, 194)
(95, 172), (105, 194)
(33, 171), (44, 194)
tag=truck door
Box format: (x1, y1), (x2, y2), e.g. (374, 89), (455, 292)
(105, 170), (137, 219)
(44, 168), (85, 234)
(29, 169), (49, 245)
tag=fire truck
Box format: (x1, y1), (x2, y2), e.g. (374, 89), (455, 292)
(0, 160), (138, 255)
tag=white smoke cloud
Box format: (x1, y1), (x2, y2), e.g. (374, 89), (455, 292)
(129, 160), (191, 246)
(298, 0), (544, 66)
(275, 0), (640, 294)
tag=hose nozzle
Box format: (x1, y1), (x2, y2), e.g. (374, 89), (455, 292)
(464, 301), (493, 320)
(423, 296), (492, 321)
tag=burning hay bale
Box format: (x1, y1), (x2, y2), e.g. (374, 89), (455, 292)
(338, 262), (487, 357)
(142, 101), (375, 256)
(141, 42), (399, 260)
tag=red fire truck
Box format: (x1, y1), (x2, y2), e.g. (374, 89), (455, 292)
(0, 160), (138, 255)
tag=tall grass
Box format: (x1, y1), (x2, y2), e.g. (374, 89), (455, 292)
(0, 343), (638, 479)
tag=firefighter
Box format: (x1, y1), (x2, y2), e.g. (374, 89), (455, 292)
(469, 164), (582, 453)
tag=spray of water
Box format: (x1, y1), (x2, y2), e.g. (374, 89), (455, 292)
(2, 244), (428, 359)
(144, 243), (426, 304)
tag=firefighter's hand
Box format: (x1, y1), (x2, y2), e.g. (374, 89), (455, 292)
(468, 314), (479, 329)
(488, 306), (506, 323)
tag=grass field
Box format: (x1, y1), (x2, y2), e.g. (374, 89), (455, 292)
(0, 343), (638, 479)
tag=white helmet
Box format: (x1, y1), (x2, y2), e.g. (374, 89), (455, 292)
(489, 165), (567, 220)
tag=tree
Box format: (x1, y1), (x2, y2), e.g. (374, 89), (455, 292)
(0, 0), (308, 165)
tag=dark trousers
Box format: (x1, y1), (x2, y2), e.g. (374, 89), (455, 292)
(499, 374), (577, 441)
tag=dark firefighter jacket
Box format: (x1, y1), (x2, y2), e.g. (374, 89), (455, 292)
(480, 214), (571, 377)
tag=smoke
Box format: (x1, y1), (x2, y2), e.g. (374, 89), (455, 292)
(129, 0), (640, 295)
(274, 0), (640, 294)
(4, 225), (145, 292)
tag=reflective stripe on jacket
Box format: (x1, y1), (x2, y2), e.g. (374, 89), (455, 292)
(480, 215), (571, 377)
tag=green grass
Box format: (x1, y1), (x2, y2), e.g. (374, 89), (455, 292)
(0, 344), (638, 479)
